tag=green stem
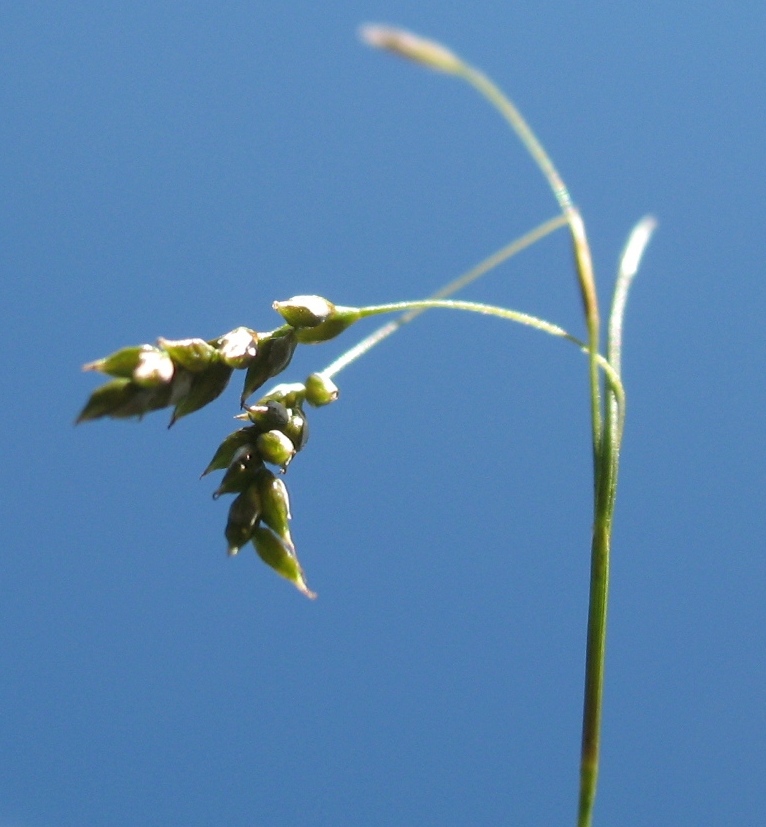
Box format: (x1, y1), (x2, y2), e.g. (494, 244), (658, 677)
(578, 217), (657, 827)
(456, 64), (602, 456)
(457, 65), (572, 210)
(321, 298), (624, 412)
(578, 465), (613, 827)
(456, 62), (613, 827)
(360, 32), (657, 826)
(321, 292), (624, 827)
(607, 216), (658, 447)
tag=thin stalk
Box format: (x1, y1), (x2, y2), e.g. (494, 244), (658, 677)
(321, 298), (624, 412)
(456, 65), (573, 211)
(322, 293), (625, 824)
(578, 449), (614, 827)
(455, 64), (602, 455)
(360, 26), (602, 446)
(320, 215), (567, 379)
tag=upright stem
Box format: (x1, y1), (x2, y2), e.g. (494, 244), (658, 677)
(359, 31), (657, 826)
(578, 218), (657, 827)
(458, 61), (610, 826)
(578, 433), (616, 827)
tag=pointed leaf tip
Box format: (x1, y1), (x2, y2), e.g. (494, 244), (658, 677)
(359, 24), (462, 74)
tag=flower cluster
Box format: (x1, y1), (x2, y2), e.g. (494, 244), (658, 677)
(77, 296), (360, 427)
(78, 327), (263, 427)
(201, 373), (339, 597)
(77, 296), (353, 596)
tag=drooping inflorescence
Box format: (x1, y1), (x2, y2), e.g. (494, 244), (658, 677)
(201, 373), (339, 598)
(77, 296), (352, 597)
(73, 27), (657, 821)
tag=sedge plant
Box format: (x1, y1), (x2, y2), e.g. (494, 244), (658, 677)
(77, 26), (656, 827)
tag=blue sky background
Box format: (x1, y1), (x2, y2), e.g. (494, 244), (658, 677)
(1, 3), (764, 826)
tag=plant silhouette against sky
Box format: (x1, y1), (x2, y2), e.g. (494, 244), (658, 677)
(78, 25), (656, 827)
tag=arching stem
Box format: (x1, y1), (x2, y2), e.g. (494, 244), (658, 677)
(320, 297), (624, 421)
(320, 215), (567, 379)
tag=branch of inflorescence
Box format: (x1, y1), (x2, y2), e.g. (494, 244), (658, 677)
(318, 211), (655, 528)
(321, 296), (626, 438)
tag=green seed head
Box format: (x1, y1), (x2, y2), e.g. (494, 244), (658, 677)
(213, 447), (264, 499)
(273, 295), (336, 328)
(258, 382), (306, 409)
(224, 484), (263, 556)
(201, 427), (259, 477)
(76, 378), (173, 423)
(157, 337), (219, 372)
(83, 344), (154, 379)
(256, 430), (296, 469)
(282, 409), (310, 452)
(217, 327), (259, 368)
(251, 524), (315, 599)
(76, 378), (137, 422)
(169, 362), (233, 426)
(293, 307), (363, 344)
(132, 348), (175, 388)
(240, 331), (298, 404)
(304, 372), (340, 407)
(243, 400), (291, 430)
(256, 468), (292, 541)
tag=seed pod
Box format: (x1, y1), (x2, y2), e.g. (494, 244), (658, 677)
(293, 307), (362, 344)
(83, 344), (154, 379)
(136, 383), (175, 416)
(213, 448), (264, 499)
(132, 348), (174, 387)
(256, 430), (295, 469)
(157, 337), (219, 372)
(240, 331), (298, 404)
(76, 378), (138, 422)
(304, 372), (339, 407)
(256, 469), (292, 542)
(258, 382), (306, 409)
(169, 362), (233, 426)
(243, 400), (290, 431)
(201, 427), (259, 477)
(282, 409), (309, 452)
(224, 484), (263, 556)
(273, 295), (335, 328)
(251, 524), (315, 599)
(76, 378), (173, 422)
(217, 327), (258, 368)
(265, 331), (298, 375)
